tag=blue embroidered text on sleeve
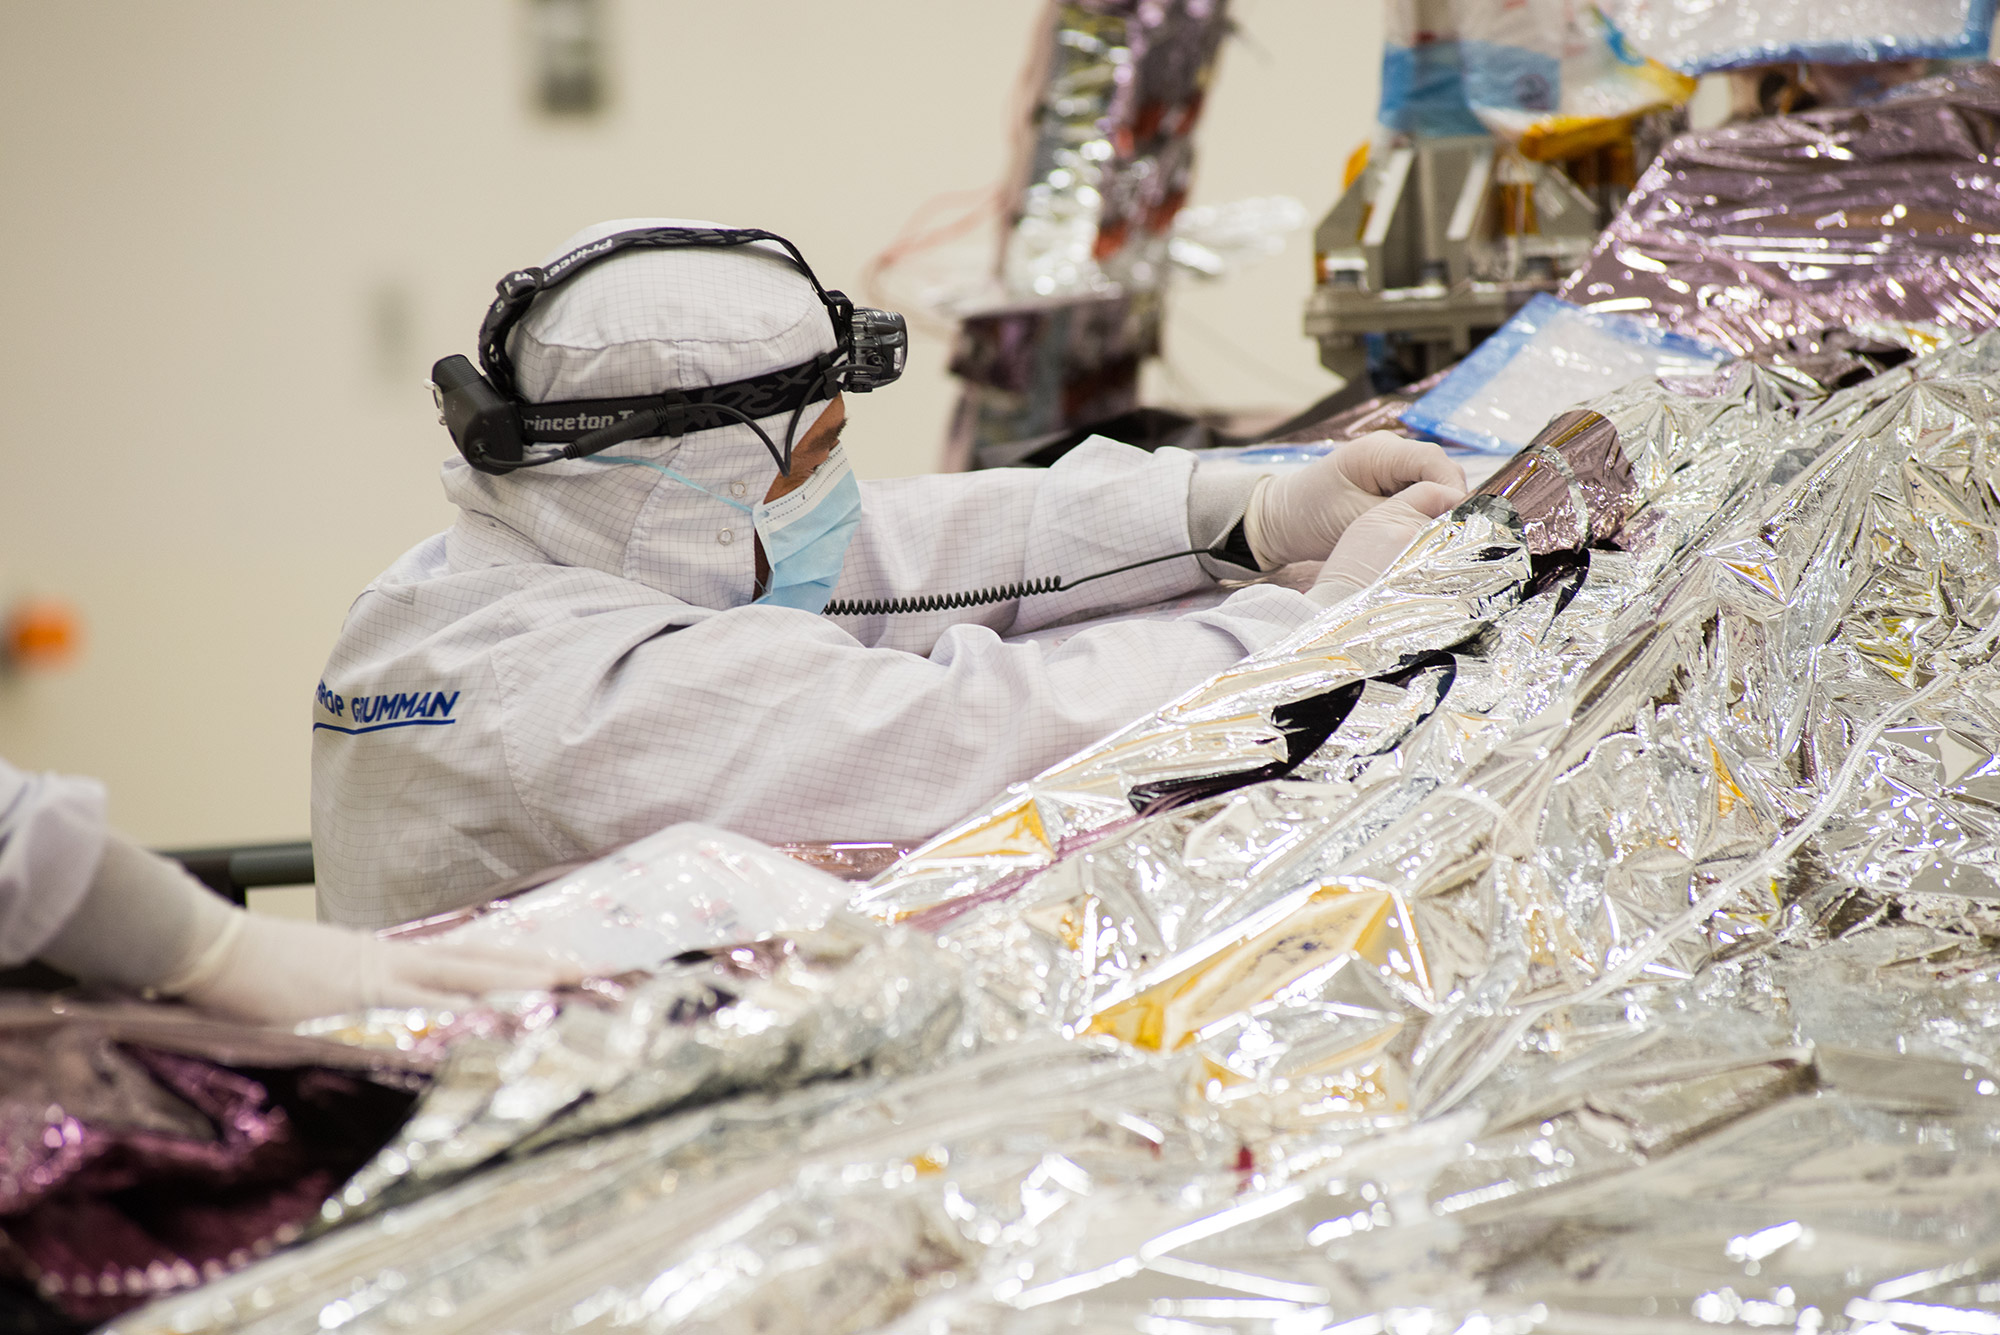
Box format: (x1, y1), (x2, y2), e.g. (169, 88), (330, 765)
(314, 681), (462, 735)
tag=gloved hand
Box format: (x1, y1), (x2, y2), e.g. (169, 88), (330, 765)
(1307, 489), (1460, 607)
(37, 835), (582, 1025)
(1245, 431), (1466, 570)
(162, 914), (585, 1025)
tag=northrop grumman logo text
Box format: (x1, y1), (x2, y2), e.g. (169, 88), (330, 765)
(314, 680), (461, 735)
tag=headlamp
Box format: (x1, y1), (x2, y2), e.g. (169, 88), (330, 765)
(429, 227), (906, 476)
(843, 305), (909, 392)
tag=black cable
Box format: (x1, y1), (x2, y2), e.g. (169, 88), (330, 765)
(566, 400), (788, 473)
(566, 360), (851, 475)
(822, 545), (1223, 618)
(781, 361), (846, 476)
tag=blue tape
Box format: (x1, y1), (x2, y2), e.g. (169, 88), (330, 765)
(1402, 295), (1731, 455)
(1380, 43), (1488, 139)
(1460, 40), (1561, 118)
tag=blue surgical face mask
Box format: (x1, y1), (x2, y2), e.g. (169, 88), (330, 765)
(589, 444), (862, 614)
(746, 444), (862, 611)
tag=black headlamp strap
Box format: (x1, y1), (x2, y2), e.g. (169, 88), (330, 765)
(475, 269), (547, 398)
(476, 227), (849, 397)
(520, 351), (840, 447)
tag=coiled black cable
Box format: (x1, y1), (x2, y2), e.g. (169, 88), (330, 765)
(822, 545), (1222, 618)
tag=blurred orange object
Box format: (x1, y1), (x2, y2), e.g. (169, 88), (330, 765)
(4, 598), (84, 670)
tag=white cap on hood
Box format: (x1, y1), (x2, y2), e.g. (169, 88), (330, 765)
(442, 217), (841, 610)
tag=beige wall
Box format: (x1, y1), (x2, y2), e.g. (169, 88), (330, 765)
(0, 0), (1379, 846)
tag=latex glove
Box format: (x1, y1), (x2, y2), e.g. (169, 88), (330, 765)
(37, 835), (581, 1025)
(1245, 431), (1466, 569)
(163, 915), (586, 1025)
(1307, 488), (1460, 607)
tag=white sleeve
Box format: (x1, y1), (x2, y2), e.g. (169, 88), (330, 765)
(0, 756), (109, 967)
(494, 582), (1323, 854)
(834, 438), (1213, 654)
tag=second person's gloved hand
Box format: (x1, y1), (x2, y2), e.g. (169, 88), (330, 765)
(1245, 431), (1467, 570)
(163, 913), (586, 1025)
(37, 835), (584, 1027)
(1307, 488), (1462, 606)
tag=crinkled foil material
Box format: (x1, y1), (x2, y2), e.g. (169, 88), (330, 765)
(1558, 66), (2000, 366)
(115, 335), (2000, 1331)
(949, 0), (1230, 464)
(306, 914), (970, 1232)
(0, 999), (429, 1323)
(1001, 0), (1229, 300)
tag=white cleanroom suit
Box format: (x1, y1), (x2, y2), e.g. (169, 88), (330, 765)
(0, 761), (103, 966)
(311, 219), (1464, 929)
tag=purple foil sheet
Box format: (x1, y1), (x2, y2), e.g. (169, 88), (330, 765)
(0, 1001), (420, 1324)
(767, 840), (918, 883)
(1560, 65), (2000, 359)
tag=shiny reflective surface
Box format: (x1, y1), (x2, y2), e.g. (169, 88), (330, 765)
(1002, 0), (1229, 300)
(1561, 66), (2000, 370)
(113, 335), (2000, 1331)
(0, 999), (427, 1323)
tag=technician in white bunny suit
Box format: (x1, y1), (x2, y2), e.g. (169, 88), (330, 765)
(311, 219), (1465, 928)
